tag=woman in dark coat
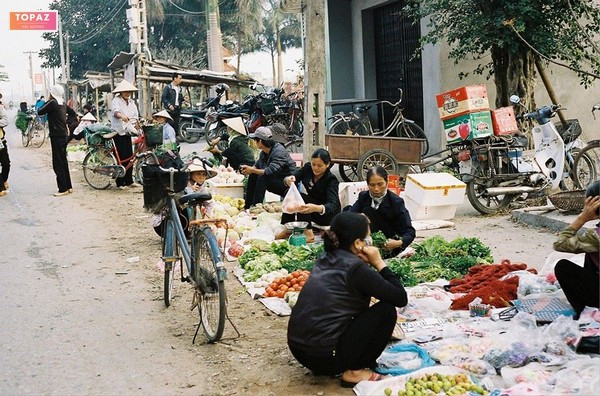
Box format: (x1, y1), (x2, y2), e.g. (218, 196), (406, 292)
(278, 148), (341, 242)
(349, 166), (415, 257)
(287, 212), (407, 387)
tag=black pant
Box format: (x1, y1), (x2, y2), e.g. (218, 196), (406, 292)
(555, 258), (600, 317)
(168, 107), (181, 135)
(113, 134), (134, 187)
(288, 301), (397, 376)
(244, 173), (288, 209)
(50, 136), (72, 193)
(0, 142), (10, 191)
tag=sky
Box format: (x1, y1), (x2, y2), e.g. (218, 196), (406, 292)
(0, 0), (303, 105)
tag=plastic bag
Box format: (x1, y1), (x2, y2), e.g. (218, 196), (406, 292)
(282, 183), (305, 214)
(376, 343), (436, 376)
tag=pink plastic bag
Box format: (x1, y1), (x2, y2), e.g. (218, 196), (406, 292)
(282, 183), (305, 214)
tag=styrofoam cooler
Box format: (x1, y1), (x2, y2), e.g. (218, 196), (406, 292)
(403, 173), (466, 220)
(206, 180), (244, 199)
(338, 181), (369, 207)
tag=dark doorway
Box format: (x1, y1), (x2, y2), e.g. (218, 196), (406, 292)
(372, 1), (423, 131)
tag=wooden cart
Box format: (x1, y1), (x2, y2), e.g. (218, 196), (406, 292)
(325, 134), (424, 182)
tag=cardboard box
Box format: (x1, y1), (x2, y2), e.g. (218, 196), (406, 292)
(206, 180), (244, 199)
(387, 174), (402, 196)
(442, 111), (493, 144)
(436, 84), (490, 120)
(402, 194), (460, 220)
(404, 173), (466, 206)
(338, 181), (368, 207)
(491, 107), (519, 136)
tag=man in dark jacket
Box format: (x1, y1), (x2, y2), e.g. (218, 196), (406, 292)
(161, 73), (183, 132)
(240, 125), (297, 209)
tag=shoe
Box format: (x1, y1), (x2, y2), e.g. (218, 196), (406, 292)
(0, 191), (6, 197)
(3, 182), (8, 190)
(68, 188), (73, 194)
(117, 186), (128, 190)
(340, 371), (388, 388)
(53, 191), (70, 197)
(128, 182), (141, 188)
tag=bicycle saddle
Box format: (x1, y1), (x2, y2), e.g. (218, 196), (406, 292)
(101, 131), (118, 139)
(179, 192), (212, 206)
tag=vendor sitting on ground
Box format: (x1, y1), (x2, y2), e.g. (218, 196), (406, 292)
(240, 125), (297, 209)
(553, 180), (600, 319)
(276, 148), (341, 242)
(349, 166), (415, 258)
(287, 212), (408, 387)
(206, 126), (255, 170)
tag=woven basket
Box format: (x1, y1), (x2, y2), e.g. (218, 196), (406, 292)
(548, 190), (585, 212)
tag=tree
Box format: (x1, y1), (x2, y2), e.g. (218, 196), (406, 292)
(405, 0), (600, 109)
(231, 0), (264, 74)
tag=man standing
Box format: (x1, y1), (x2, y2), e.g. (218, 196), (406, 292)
(0, 93), (10, 197)
(161, 73), (184, 134)
(37, 85), (73, 196)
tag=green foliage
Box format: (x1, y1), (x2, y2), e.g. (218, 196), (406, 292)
(386, 235), (493, 286)
(404, 0), (600, 89)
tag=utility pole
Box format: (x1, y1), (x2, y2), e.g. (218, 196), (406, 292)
(206, 0), (224, 73)
(58, 14), (67, 84)
(24, 51), (36, 104)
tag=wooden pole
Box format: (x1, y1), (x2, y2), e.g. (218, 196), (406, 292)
(534, 57), (568, 128)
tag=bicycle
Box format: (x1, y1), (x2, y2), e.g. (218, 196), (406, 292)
(139, 151), (233, 343)
(328, 89), (429, 155)
(571, 102), (600, 189)
(81, 125), (149, 189)
(18, 111), (47, 148)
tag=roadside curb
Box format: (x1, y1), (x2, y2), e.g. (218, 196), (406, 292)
(512, 206), (595, 233)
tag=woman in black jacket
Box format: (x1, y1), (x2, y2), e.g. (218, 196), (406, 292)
(278, 148), (341, 242)
(349, 166), (415, 257)
(287, 212), (408, 387)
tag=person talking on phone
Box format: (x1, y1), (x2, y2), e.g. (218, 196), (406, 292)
(240, 125), (297, 209)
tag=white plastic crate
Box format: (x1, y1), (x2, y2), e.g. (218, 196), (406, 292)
(206, 180), (244, 199)
(404, 173), (466, 206)
(402, 193), (459, 221)
(338, 181), (368, 207)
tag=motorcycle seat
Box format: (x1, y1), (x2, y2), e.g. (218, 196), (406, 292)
(180, 109), (205, 116)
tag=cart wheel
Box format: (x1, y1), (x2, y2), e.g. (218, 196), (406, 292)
(357, 149), (399, 181)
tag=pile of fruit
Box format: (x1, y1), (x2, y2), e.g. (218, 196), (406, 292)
(262, 270), (310, 298)
(384, 372), (487, 396)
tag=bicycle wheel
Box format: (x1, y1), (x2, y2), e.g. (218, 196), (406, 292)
(396, 122), (429, 156)
(30, 122), (46, 148)
(284, 137), (303, 154)
(338, 164), (360, 182)
(573, 140), (600, 189)
(133, 157), (146, 185)
(328, 117), (369, 136)
(193, 227), (226, 343)
(22, 124), (32, 147)
(162, 219), (179, 307)
(82, 148), (117, 190)
(357, 149), (399, 181)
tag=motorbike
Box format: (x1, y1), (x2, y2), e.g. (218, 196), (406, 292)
(458, 96), (580, 214)
(177, 83), (230, 143)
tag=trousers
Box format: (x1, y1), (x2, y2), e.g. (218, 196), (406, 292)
(50, 136), (72, 193)
(113, 134), (134, 186)
(0, 142), (10, 192)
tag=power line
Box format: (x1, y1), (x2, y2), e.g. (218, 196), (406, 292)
(70, 0), (128, 45)
(166, 0), (204, 15)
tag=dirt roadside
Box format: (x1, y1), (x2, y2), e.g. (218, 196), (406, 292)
(0, 114), (561, 395)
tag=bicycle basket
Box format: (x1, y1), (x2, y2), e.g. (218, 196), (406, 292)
(143, 124), (163, 147)
(554, 119), (582, 144)
(548, 189), (585, 212)
(257, 97), (275, 114)
(142, 153), (188, 212)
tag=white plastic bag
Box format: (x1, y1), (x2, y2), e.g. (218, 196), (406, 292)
(282, 183), (305, 214)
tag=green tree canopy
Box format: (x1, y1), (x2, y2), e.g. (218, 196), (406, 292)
(405, 0), (600, 108)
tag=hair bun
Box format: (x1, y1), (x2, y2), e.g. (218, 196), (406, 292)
(324, 229), (340, 249)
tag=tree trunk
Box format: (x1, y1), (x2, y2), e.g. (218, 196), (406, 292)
(491, 45), (536, 147)
(236, 31), (242, 75)
(270, 49), (277, 86)
(276, 30), (283, 86)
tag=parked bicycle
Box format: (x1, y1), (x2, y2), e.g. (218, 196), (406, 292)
(328, 89), (429, 155)
(18, 110), (47, 148)
(81, 124), (150, 189)
(139, 151), (231, 343)
(572, 102), (600, 189)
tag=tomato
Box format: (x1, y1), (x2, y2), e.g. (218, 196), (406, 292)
(292, 271), (300, 278)
(269, 291), (278, 297)
(290, 278), (298, 285)
(269, 282), (278, 290)
(265, 287), (274, 295)
(276, 290), (285, 298)
(280, 285), (289, 293)
(285, 281), (291, 287)
(299, 281), (305, 286)
(286, 274), (293, 281)
(262, 291), (269, 297)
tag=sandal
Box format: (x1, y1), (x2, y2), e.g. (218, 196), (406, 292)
(340, 372), (387, 388)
